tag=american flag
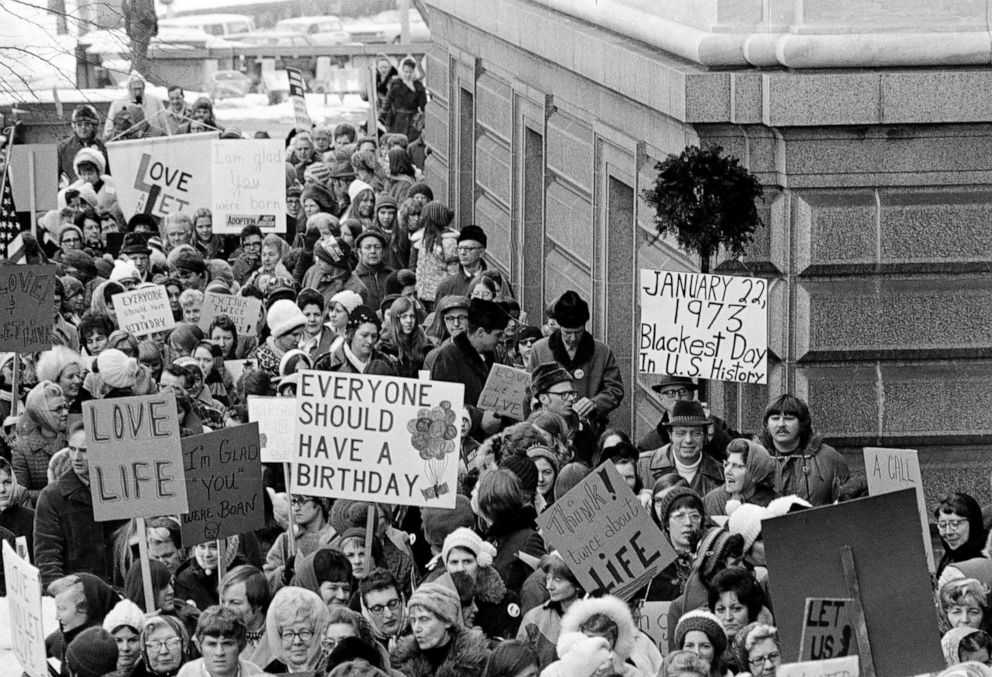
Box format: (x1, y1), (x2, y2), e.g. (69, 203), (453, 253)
(0, 152), (25, 263)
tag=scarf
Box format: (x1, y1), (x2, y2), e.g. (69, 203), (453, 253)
(264, 336), (290, 362)
(673, 454), (701, 485)
(343, 344), (368, 373)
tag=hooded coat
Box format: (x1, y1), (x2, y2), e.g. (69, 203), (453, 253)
(541, 596), (650, 677)
(390, 626), (490, 677)
(45, 573), (120, 675)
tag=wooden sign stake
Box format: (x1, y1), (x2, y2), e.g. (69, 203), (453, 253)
(284, 463), (298, 561)
(135, 517), (156, 614)
(840, 545), (876, 677)
(364, 504), (375, 578)
(217, 538), (227, 583)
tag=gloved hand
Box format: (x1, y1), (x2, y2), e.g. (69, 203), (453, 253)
(282, 555), (296, 586)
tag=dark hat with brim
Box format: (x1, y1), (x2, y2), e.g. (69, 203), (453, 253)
(436, 295), (470, 315)
(121, 233), (151, 256)
(663, 399), (710, 428)
(651, 375), (698, 394)
(532, 362), (571, 395)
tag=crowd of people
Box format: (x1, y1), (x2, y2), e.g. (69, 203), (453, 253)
(1, 71), (990, 677)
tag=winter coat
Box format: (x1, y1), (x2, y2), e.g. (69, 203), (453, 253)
(355, 261), (395, 313)
(263, 523), (339, 592)
(1, 503), (35, 560)
(542, 598), (650, 677)
(34, 469), (126, 587)
(703, 440), (779, 516)
(637, 413), (739, 462)
(769, 435), (850, 506)
(517, 602), (564, 668)
(12, 424), (67, 504)
(381, 79), (428, 142)
(432, 261), (514, 308)
(300, 266), (370, 309)
(636, 445), (724, 497)
(430, 332), (494, 438)
(313, 343), (398, 377)
(528, 331), (624, 425)
(486, 505), (545, 597)
(177, 658), (269, 677)
(57, 135), (110, 182)
(390, 626), (490, 677)
(173, 554), (243, 611)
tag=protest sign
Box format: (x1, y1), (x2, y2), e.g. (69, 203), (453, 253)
(863, 447), (934, 571)
(799, 598), (855, 662)
(210, 140), (286, 235)
(248, 395), (296, 463)
(638, 269), (768, 384)
(83, 392), (189, 521)
(636, 601), (672, 656)
(287, 67), (313, 132)
(180, 423), (264, 547)
(2, 540), (47, 677)
(198, 292), (263, 336)
(0, 265), (56, 352)
(10, 144), (57, 212)
(107, 133), (216, 219)
(776, 656), (859, 677)
(292, 370), (464, 508)
(477, 364), (530, 420)
(537, 463), (676, 600)
(763, 490), (943, 676)
(112, 285), (175, 337)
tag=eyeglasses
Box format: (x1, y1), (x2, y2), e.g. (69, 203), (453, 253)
(290, 497), (314, 507)
(50, 404), (69, 414)
(669, 510), (703, 523)
(749, 651), (781, 668)
(68, 446), (87, 454)
(73, 120), (95, 127)
(444, 314), (468, 324)
(243, 241), (262, 250)
(938, 518), (968, 531)
(280, 629), (315, 643)
(368, 599), (401, 616)
(457, 245), (483, 253)
(659, 388), (689, 398)
(147, 638), (182, 653)
(546, 390), (578, 401)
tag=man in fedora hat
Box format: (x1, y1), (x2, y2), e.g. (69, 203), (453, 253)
(528, 290), (624, 433)
(636, 400), (725, 505)
(638, 376), (740, 463)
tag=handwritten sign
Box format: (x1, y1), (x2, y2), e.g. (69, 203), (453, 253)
(0, 265), (56, 352)
(83, 393), (189, 521)
(636, 601), (672, 656)
(537, 463), (676, 600)
(776, 655), (859, 677)
(248, 395), (296, 463)
(2, 540), (47, 677)
(863, 447), (934, 572)
(638, 269), (768, 384)
(113, 285), (175, 337)
(210, 140), (286, 235)
(180, 423), (264, 547)
(287, 67), (312, 132)
(293, 370), (464, 508)
(107, 133), (216, 219)
(198, 292), (263, 337)
(477, 364), (530, 420)
(799, 598), (855, 662)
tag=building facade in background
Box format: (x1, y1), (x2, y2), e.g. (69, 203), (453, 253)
(422, 0), (992, 454)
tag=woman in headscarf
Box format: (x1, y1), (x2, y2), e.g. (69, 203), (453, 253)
(703, 439), (778, 516)
(46, 572), (121, 675)
(936, 493), (988, 580)
(180, 97), (221, 134)
(315, 306), (396, 375)
(245, 234), (293, 291)
(173, 537), (241, 612)
(132, 615), (191, 677)
(12, 381), (69, 503)
(264, 586), (332, 674)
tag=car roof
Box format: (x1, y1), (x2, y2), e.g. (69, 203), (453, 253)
(160, 14), (254, 25)
(276, 15), (343, 25)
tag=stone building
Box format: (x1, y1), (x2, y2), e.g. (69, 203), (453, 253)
(421, 0), (992, 459)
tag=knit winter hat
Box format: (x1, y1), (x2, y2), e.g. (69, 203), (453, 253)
(655, 486), (704, 528)
(66, 627), (118, 677)
(329, 499), (378, 535)
(168, 323), (204, 355)
(727, 503), (768, 551)
(554, 462), (591, 501)
(408, 183), (433, 202)
(674, 610), (728, 658)
(350, 150), (377, 175)
(420, 201), (454, 229)
(26, 380), (66, 433)
(442, 527), (496, 568)
(374, 193), (398, 212)
(527, 445), (559, 475)
(348, 180), (375, 203)
(61, 275), (84, 301)
(421, 494), (475, 549)
(531, 362), (571, 395)
(204, 279), (231, 295)
(551, 290), (590, 329)
(331, 290), (364, 315)
(499, 454), (539, 495)
(326, 638), (388, 676)
(173, 249), (206, 275)
(327, 659), (390, 677)
(347, 305), (380, 332)
(693, 527), (739, 580)
(407, 580), (461, 627)
(62, 249), (97, 278)
(267, 299), (307, 338)
(97, 349), (140, 390)
(110, 259), (140, 284)
(73, 147), (107, 176)
(59, 224), (84, 246)
(302, 183), (337, 213)
(103, 598), (145, 634)
(303, 162), (332, 185)
(72, 104), (99, 123)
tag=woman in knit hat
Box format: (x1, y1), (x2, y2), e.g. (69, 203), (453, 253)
(264, 586), (331, 674)
(316, 306), (397, 375)
(104, 599), (146, 677)
(703, 439), (779, 517)
(517, 551), (584, 669)
(646, 486), (705, 602)
(173, 536), (241, 613)
(391, 579), (491, 677)
(96, 348), (141, 398)
(527, 445), (559, 509)
(673, 610), (728, 677)
(542, 595), (649, 677)
(12, 381), (69, 502)
(248, 300), (307, 379)
(411, 201), (458, 307)
(134, 614), (190, 677)
(60, 274), (87, 324)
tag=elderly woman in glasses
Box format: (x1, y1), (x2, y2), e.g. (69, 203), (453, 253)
(264, 586), (331, 674)
(133, 615), (190, 677)
(734, 623), (782, 677)
(934, 493), (988, 580)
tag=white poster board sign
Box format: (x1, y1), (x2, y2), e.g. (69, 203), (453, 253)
(776, 655), (858, 677)
(639, 269), (768, 384)
(210, 140), (286, 234)
(292, 371), (464, 507)
(248, 395), (297, 463)
(2, 541), (47, 677)
(112, 285), (175, 337)
(198, 292), (263, 337)
(863, 447), (935, 572)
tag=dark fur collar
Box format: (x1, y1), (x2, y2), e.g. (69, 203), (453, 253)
(391, 627), (490, 677)
(548, 330), (595, 371)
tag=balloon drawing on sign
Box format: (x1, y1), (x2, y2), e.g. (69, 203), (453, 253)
(408, 401), (458, 501)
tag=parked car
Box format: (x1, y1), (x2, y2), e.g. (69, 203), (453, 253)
(207, 70), (253, 99)
(345, 9), (430, 44)
(274, 15), (352, 46)
(158, 14), (256, 38)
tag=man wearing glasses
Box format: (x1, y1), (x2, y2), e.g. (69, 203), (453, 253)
(359, 568), (407, 650)
(637, 375), (739, 463)
(433, 225), (501, 305)
(532, 362), (597, 464)
(232, 225), (264, 286)
(57, 105), (110, 187)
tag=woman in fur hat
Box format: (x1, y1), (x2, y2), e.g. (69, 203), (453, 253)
(540, 595), (650, 677)
(390, 580), (491, 677)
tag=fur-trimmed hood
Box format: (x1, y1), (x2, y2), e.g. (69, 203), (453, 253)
(558, 595), (637, 662)
(390, 626), (490, 677)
